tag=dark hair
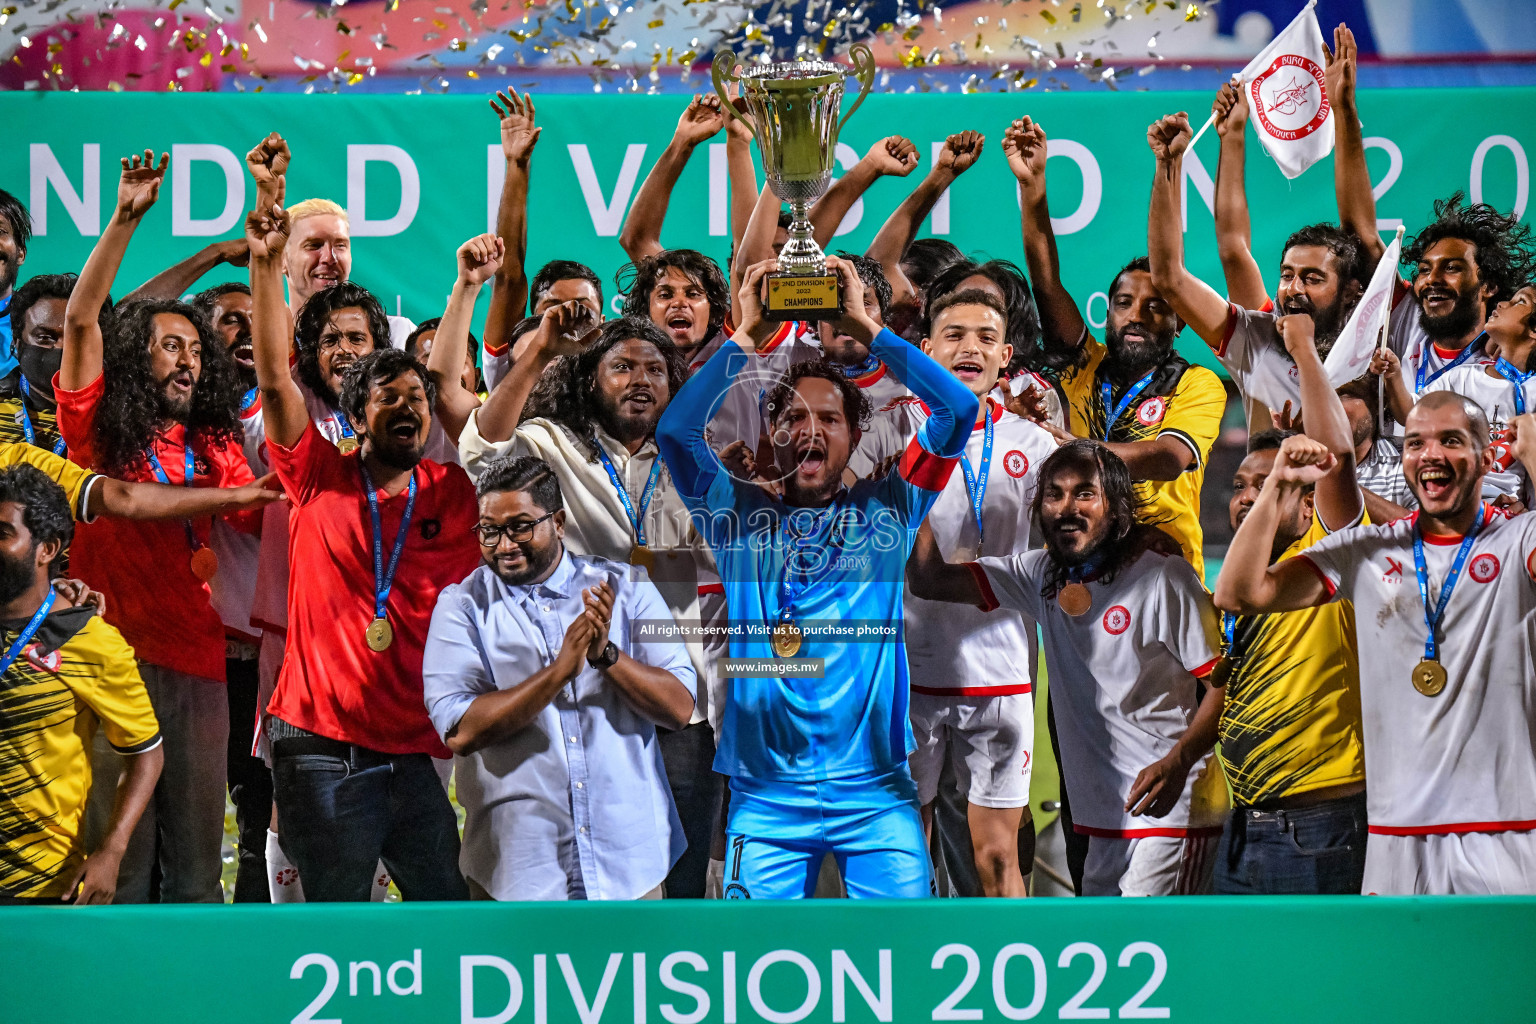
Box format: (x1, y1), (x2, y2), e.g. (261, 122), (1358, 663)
(522, 318), (688, 458)
(509, 315), (543, 350)
(617, 250), (730, 340)
(475, 454), (564, 512)
(926, 259), (1046, 372)
(0, 464), (73, 574)
(403, 316), (481, 364)
(94, 299), (243, 476)
(295, 282), (388, 400)
(338, 348), (437, 430)
(190, 281), (250, 318)
(9, 273), (113, 358)
(0, 188), (30, 257)
(763, 360), (873, 435)
(1402, 191), (1536, 312)
(1335, 377), (1380, 441)
(901, 238), (966, 294)
(1106, 256), (1153, 301)
(926, 287), (1009, 332)
(1282, 223), (1368, 289)
(1412, 390), (1491, 452)
(1246, 428), (1298, 453)
(1032, 440), (1142, 595)
(833, 251), (893, 322)
(530, 260), (604, 314)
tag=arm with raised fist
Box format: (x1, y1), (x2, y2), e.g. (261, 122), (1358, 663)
(61, 150), (167, 392)
(619, 94), (726, 263)
(1212, 80), (1270, 311)
(473, 300), (601, 446)
(485, 91), (540, 356)
(431, 234), (505, 442)
(1004, 117), (1087, 362)
(244, 136), (310, 450)
(1145, 112), (1233, 350)
(809, 135), (920, 247)
(1281, 313), (1365, 529)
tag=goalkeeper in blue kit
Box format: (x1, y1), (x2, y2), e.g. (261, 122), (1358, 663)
(656, 258), (978, 898)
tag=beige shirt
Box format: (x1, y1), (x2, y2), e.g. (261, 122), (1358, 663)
(459, 408), (716, 724)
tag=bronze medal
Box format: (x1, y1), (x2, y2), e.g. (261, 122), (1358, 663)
(1412, 658), (1448, 697)
(771, 620), (803, 658)
(630, 545), (656, 573)
(338, 437), (359, 455)
(189, 546), (219, 582)
(1058, 582), (1092, 616)
(365, 617), (394, 652)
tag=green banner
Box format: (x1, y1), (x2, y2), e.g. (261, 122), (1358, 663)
(4, 898), (1534, 1023)
(2, 90), (1531, 371)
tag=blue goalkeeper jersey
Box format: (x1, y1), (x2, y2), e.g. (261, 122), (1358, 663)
(657, 327), (976, 782)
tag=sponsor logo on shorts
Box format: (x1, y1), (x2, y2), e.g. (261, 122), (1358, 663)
(1003, 450), (1030, 478)
(1469, 552), (1500, 583)
(1135, 396), (1167, 426)
(1103, 605), (1131, 635)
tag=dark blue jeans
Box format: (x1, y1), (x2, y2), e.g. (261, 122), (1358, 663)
(1214, 791), (1367, 895)
(271, 724), (467, 903)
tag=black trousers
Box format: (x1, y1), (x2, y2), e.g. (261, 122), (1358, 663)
(659, 721), (725, 898)
(226, 656), (273, 903)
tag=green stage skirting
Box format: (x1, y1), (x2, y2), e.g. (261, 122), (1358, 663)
(4, 89), (1532, 374)
(4, 897), (1535, 1022)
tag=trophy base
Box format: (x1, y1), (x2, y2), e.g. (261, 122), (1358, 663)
(765, 274), (842, 322)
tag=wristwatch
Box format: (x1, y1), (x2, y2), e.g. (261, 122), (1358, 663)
(588, 640), (620, 670)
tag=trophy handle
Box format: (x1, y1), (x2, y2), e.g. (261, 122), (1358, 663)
(711, 51), (753, 132)
(838, 43), (877, 132)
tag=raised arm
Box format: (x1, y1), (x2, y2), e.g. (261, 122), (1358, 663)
(618, 95), (724, 263)
(61, 151), (167, 392)
(866, 131), (985, 327)
(431, 234), (504, 443)
(1325, 25), (1385, 269)
(474, 300), (600, 444)
(1003, 117), (1087, 361)
(1213, 435), (1336, 615)
(1146, 113), (1232, 349)
(1369, 346), (1415, 424)
(723, 91), (758, 254)
(1281, 314), (1363, 528)
(484, 91), (540, 356)
(808, 135), (919, 247)
(246, 193), (309, 447)
(1212, 80), (1270, 310)
(123, 238), (249, 304)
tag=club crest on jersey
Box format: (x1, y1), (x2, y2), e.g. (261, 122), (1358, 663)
(1469, 553), (1500, 584)
(1135, 397), (1167, 426)
(1249, 55), (1330, 142)
(23, 643), (60, 673)
(1287, 364), (1301, 383)
(1003, 450), (1029, 478)
(1103, 605), (1131, 635)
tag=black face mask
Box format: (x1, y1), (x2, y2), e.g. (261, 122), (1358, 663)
(18, 346), (62, 405)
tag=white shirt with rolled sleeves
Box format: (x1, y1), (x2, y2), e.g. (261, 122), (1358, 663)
(1294, 506), (1536, 838)
(972, 547), (1228, 837)
(904, 401), (1058, 696)
(458, 410), (716, 723)
(422, 552), (696, 901)
(1421, 360), (1536, 504)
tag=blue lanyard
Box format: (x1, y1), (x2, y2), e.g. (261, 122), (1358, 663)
(331, 412), (355, 441)
(843, 350), (882, 380)
(361, 465), (417, 622)
(778, 506), (837, 623)
(1414, 335), (1482, 393)
(594, 443), (663, 547)
(1412, 505), (1486, 664)
(1065, 551), (1105, 586)
(0, 590), (56, 678)
(145, 443), (203, 554)
(17, 378), (65, 456)
(1100, 369), (1157, 440)
(1494, 358), (1533, 416)
(957, 410), (994, 546)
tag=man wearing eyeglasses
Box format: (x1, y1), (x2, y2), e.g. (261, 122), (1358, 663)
(423, 455), (697, 900)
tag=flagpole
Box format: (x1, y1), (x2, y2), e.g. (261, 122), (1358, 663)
(1187, 110), (1218, 150)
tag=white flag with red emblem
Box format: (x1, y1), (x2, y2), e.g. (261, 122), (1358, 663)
(1324, 227), (1403, 386)
(1240, 0), (1334, 179)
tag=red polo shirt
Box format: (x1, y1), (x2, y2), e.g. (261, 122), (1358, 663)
(56, 373), (258, 682)
(266, 421), (479, 756)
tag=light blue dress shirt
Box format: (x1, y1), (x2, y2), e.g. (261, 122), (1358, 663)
(423, 551), (696, 900)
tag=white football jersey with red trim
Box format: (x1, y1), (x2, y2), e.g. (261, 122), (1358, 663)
(976, 547), (1227, 835)
(905, 402), (1057, 696)
(1298, 505), (1536, 835)
(1421, 360), (1536, 504)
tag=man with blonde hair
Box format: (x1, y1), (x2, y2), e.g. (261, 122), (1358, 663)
(279, 197), (414, 348)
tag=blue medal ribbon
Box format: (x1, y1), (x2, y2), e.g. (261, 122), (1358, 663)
(17, 378), (66, 456)
(330, 412), (356, 443)
(1221, 611), (1238, 655)
(843, 350), (883, 381)
(145, 442), (204, 557)
(0, 590), (56, 678)
(361, 465), (418, 624)
(1100, 369), (1157, 441)
(1412, 504), (1486, 665)
(777, 506), (838, 626)
(1414, 334), (1483, 394)
(594, 443), (663, 548)
(1493, 357), (1534, 416)
(957, 408), (994, 548)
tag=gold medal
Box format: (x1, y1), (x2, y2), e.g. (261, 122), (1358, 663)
(630, 545), (656, 573)
(1058, 582), (1092, 616)
(365, 617), (394, 652)
(771, 620), (803, 658)
(1412, 658), (1448, 697)
(338, 437), (359, 455)
(189, 546), (219, 582)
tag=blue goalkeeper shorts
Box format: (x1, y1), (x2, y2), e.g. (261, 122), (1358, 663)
(722, 765), (933, 900)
